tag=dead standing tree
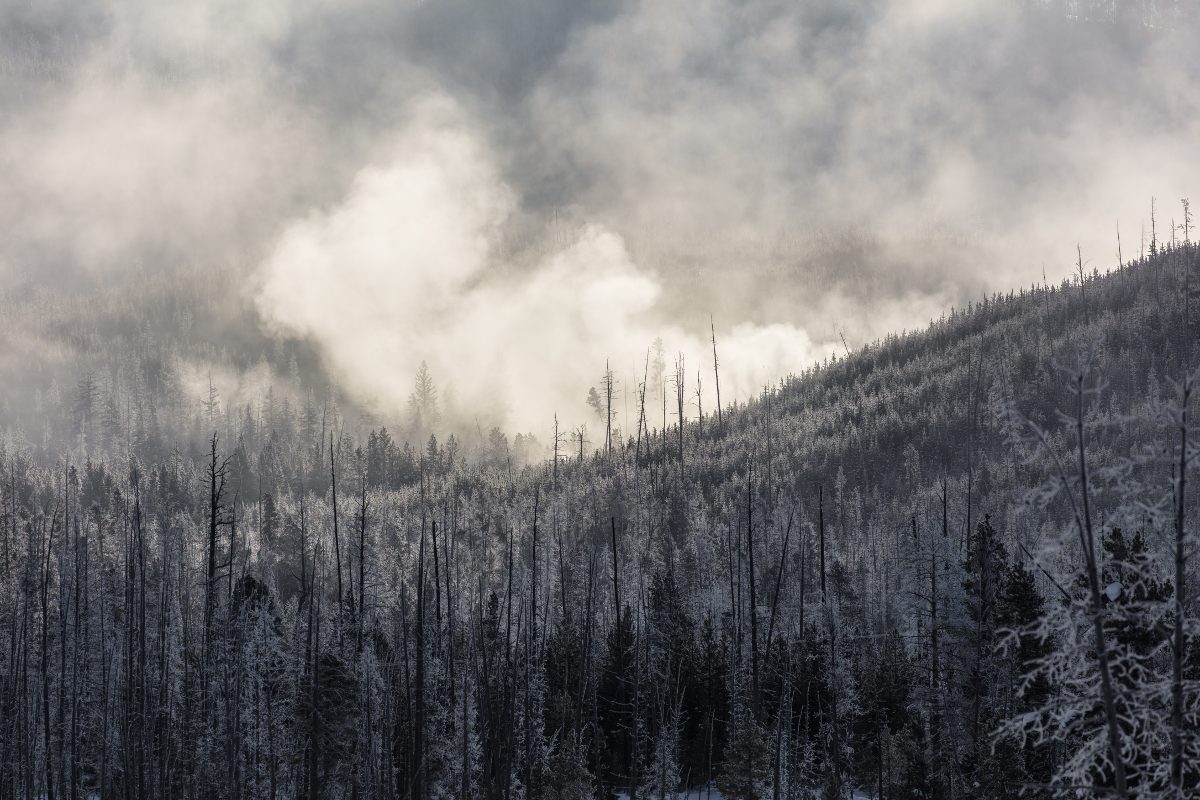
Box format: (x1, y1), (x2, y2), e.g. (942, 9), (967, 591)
(330, 431), (344, 618)
(711, 315), (724, 435)
(674, 354), (686, 477)
(1168, 371), (1194, 792)
(604, 362), (615, 456)
(995, 362), (1132, 798)
(204, 434), (233, 683)
(635, 352), (649, 467)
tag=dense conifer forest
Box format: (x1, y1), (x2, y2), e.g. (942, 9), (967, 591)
(0, 236), (1196, 799)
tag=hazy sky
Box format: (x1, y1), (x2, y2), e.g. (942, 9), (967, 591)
(2, 0), (1197, 431)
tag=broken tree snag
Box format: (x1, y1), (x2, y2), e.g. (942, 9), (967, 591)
(1169, 375), (1191, 791)
(675, 353), (686, 475)
(610, 516), (621, 620)
(746, 461), (759, 709)
(818, 484), (826, 603)
(330, 430), (343, 615)
(711, 315), (723, 434)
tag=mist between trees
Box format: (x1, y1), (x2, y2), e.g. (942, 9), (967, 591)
(0, 240), (1197, 799)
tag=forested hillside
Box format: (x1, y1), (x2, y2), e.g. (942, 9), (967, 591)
(0, 239), (1197, 799)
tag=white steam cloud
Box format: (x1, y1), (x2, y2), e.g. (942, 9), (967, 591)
(256, 98), (831, 433)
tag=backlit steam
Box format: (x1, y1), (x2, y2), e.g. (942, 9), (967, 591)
(255, 97), (833, 435)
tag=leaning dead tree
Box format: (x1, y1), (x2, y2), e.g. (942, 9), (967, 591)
(711, 315), (723, 434)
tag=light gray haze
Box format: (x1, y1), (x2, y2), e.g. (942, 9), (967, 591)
(1, 0), (1197, 432)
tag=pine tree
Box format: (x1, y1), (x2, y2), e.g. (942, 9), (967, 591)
(718, 701), (771, 800)
(957, 514), (1006, 791)
(409, 362), (440, 440)
(542, 734), (596, 800)
(641, 704), (682, 800)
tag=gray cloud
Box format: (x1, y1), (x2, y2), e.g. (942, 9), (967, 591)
(1, 0), (1196, 432)
(524, 1), (1200, 328)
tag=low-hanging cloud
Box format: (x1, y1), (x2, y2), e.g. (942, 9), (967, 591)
(255, 97), (832, 433)
(525, 0), (1200, 312)
(2, 0), (1198, 438)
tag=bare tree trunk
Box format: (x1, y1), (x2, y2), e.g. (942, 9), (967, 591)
(70, 513), (81, 800)
(747, 464), (759, 709)
(676, 357), (686, 473)
(711, 316), (723, 434)
(445, 498), (457, 702)
(524, 490), (539, 796)
(461, 628), (471, 800)
(965, 343), (982, 558)
(1108, 221), (1118, 272)
(358, 473), (368, 653)
(133, 472), (148, 800)
(818, 486), (826, 603)
(307, 570), (321, 800)
(331, 431), (343, 616)
(205, 433), (227, 691)
(765, 390), (773, 518)
(605, 361), (614, 456)
(553, 415), (560, 490)
(41, 512), (57, 800)
(432, 519), (442, 633)
(414, 527), (427, 800)
(764, 505), (794, 664)
(932, 486), (945, 796)
(610, 517), (621, 623)
(56, 469), (69, 799)
(1077, 244), (1089, 324)
(1072, 374), (1129, 798)
(1170, 377), (1191, 791)
(817, 483), (841, 795)
(636, 354), (649, 466)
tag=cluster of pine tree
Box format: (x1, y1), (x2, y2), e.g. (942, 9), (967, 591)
(0, 239), (1197, 799)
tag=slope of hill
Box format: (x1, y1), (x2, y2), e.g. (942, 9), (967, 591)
(0, 242), (1196, 798)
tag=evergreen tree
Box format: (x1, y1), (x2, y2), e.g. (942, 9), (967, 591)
(719, 705), (771, 800)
